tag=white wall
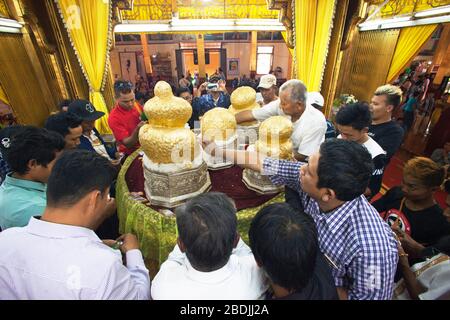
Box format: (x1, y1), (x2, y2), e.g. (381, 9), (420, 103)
(222, 42), (290, 79)
(110, 40), (291, 82)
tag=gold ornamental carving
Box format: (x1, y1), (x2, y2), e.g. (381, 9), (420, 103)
(267, 0), (294, 49)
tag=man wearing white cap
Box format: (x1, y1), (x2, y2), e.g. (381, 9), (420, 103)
(235, 80), (327, 162)
(308, 92), (336, 139)
(256, 74), (279, 106)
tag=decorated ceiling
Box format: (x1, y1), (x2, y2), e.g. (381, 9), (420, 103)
(368, 0), (450, 18)
(119, 0), (279, 21)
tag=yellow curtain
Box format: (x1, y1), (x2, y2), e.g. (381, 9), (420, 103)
(294, 0), (336, 92)
(0, 83), (9, 105)
(57, 0), (111, 134)
(386, 24), (438, 83)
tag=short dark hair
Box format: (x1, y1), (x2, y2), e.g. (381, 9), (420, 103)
(249, 203), (318, 291)
(3, 126), (65, 175)
(47, 150), (116, 207)
(135, 91), (146, 101)
(175, 192), (237, 272)
(317, 139), (373, 201)
(114, 80), (133, 98)
(176, 86), (191, 97)
(44, 112), (82, 138)
(335, 102), (372, 130)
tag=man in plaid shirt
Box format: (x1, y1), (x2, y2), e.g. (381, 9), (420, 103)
(204, 138), (398, 300)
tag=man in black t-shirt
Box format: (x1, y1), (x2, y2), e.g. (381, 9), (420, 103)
(369, 84), (404, 164)
(372, 157), (450, 247)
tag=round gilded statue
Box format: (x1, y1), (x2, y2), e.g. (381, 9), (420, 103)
(201, 108), (237, 143)
(255, 116), (293, 160)
(139, 81), (199, 164)
(144, 81), (192, 128)
(228, 86), (260, 126)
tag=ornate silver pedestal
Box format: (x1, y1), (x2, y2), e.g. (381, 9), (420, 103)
(242, 168), (284, 195)
(203, 136), (237, 170)
(143, 161), (211, 208)
(203, 152), (234, 170)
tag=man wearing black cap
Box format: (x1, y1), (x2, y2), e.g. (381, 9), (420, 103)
(68, 99), (119, 165)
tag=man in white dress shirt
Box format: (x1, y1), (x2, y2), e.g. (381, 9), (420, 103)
(0, 150), (151, 299)
(151, 192), (268, 300)
(235, 79), (327, 162)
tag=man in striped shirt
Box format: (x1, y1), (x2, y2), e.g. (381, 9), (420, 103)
(204, 138), (398, 299)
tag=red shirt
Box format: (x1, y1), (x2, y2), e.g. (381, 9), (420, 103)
(108, 103), (143, 155)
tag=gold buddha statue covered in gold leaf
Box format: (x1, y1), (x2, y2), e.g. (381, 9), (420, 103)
(243, 116), (293, 194)
(138, 81), (211, 208)
(255, 116), (293, 160)
(228, 86), (260, 126)
(228, 86), (260, 146)
(140, 81), (198, 164)
(201, 108), (237, 169)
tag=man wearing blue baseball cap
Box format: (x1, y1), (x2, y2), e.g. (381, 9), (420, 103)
(68, 99), (120, 164)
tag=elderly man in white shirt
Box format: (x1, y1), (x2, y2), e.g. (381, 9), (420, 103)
(0, 150), (150, 300)
(151, 192), (268, 300)
(235, 80), (327, 162)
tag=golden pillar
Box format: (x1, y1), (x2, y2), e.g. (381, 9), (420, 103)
(432, 24), (450, 85)
(250, 31), (257, 73)
(321, 0), (351, 117)
(196, 33), (206, 80)
(140, 33), (153, 75)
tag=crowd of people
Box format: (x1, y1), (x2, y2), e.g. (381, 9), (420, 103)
(0, 67), (449, 300)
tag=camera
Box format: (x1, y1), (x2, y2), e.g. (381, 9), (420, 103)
(206, 83), (219, 91)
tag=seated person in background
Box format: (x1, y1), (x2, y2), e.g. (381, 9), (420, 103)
(45, 111), (83, 150)
(249, 203), (338, 300)
(394, 233), (450, 300)
(108, 80), (146, 157)
(0, 127), (64, 230)
(151, 192), (268, 300)
(335, 102), (387, 198)
(68, 99), (119, 164)
(203, 138), (398, 300)
(231, 77), (239, 90)
(372, 157), (450, 247)
(368, 84), (404, 164)
(309, 92), (336, 139)
(256, 74), (279, 106)
(177, 86), (199, 129)
(192, 76), (231, 121)
(430, 142), (450, 168)
(135, 91), (149, 107)
(0, 150), (150, 299)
